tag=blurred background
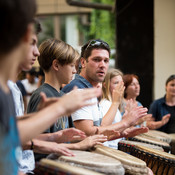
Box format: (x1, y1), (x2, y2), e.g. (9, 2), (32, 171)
(33, 0), (175, 108)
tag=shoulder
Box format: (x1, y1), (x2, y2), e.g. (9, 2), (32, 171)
(151, 96), (165, 106)
(62, 75), (92, 93)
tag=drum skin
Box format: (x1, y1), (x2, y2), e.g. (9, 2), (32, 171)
(34, 158), (105, 175)
(92, 145), (148, 175)
(118, 140), (164, 154)
(129, 135), (171, 152)
(58, 150), (125, 175)
(142, 130), (171, 143)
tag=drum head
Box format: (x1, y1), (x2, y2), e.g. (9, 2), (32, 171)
(59, 150), (125, 175)
(119, 140), (164, 151)
(92, 145), (148, 175)
(35, 159), (105, 175)
(142, 130), (171, 143)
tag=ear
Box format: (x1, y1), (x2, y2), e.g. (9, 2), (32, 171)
(52, 59), (59, 71)
(81, 57), (86, 68)
(22, 23), (34, 43)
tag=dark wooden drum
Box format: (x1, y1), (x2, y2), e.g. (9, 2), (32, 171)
(118, 140), (164, 154)
(92, 145), (148, 175)
(34, 158), (105, 175)
(130, 145), (175, 175)
(129, 135), (171, 152)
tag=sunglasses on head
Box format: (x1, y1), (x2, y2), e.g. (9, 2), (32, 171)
(85, 40), (109, 51)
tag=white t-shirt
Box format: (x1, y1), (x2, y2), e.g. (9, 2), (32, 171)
(72, 97), (102, 126)
(21, 78), (38, 105)
(8, 80), (35, 174)
(99, 99), (123, 149)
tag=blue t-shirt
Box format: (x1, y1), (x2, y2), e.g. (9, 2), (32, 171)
(62, 74), (93, 93)
(0, 87), (21, 175)
(148, 96), (175, 133)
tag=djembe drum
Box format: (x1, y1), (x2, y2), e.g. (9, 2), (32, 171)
(141, 130), (171, 144)
(129, 135), (171, 152)
(118, 140), (164, 154)
(92, 145), (148, 175)
(130, 145), (175, 175)
(34, 158), (105, 175)
(58, 150), (125, 175)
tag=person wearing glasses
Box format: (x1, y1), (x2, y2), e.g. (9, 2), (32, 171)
(62, 39), (148, 140)
(147, 75), (175, 133)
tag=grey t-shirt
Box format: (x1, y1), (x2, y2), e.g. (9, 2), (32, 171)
(27, 83), (68, 161)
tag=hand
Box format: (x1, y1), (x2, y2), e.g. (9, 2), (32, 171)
(112, 81), (125, 105)
(100, 129), (120, 141)
(54, 128), (86, 143)
(58, 87), (101, 116)
(18, 171), (25, 175)
(161, 114), (171, 125)
(76, 135), (107, 150)
(121, 126), (149, 138)
(123, 99), (148, 127)
(135, 114), (153, 125)
(35, 140), (75, 157)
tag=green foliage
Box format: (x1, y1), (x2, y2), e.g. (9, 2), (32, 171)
(38, 16), (54, 45)
(90, 0), (116, 49)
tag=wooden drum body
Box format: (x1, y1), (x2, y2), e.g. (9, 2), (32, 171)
(92, 145), (148, 175)
(130, 145), (175, 175)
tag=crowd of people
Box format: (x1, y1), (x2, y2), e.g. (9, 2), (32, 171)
(0, 0), (175, 175)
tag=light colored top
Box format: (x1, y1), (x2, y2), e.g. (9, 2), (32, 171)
(21, 78), (38, 105)
(8, 80), (35, 174)
(99, 99), (123, 149)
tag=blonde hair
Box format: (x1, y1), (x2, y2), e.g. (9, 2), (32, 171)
(38, 39), (80, 72)
(102, 68), (123, 102)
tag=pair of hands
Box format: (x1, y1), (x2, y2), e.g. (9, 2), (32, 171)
(122, 99), (148, 127)
(100, 126), (149, 141)
(111, 81), (125, 105)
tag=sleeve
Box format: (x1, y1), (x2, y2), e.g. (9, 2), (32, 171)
(71, 98), (97, 122)
(27, 92), (41, 113)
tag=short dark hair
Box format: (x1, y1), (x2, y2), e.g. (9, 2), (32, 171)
(166, 74), (175, 85)
(0, 0), (36, 55)
(81, 39), (111, 60)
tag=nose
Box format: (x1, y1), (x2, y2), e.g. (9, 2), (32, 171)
(73, 65), (77, 74)
(99, 60), (106, 68)
(34, 45), (40, 57)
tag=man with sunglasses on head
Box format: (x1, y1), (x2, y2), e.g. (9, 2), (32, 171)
(62, 39), (148, 141)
